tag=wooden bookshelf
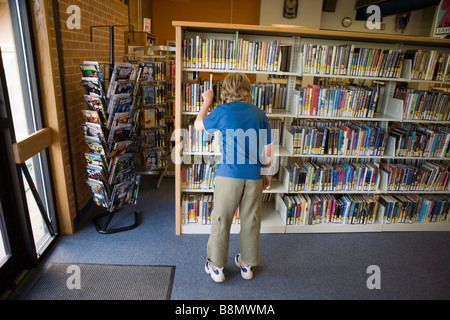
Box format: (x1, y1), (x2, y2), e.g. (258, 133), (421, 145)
(173, 21), (450, 235)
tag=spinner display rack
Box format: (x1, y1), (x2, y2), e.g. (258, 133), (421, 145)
(80, 61), (141, 234)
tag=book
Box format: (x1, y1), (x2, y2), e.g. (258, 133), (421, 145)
(107, 62), (137, 98)
(80, 61), (103, 79)
(86, 178), (110, 208)
(142, 149), (167, 170)
(82, 77), (105, 97)
(108, 153), (134, 185)
(142, 84), (165, 105)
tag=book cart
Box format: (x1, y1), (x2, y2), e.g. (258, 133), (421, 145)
(80, 61), (141, 234)
(173, 21), (450, 235)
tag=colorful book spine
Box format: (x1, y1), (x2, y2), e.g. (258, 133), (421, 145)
(281, 194), (379, 225)
(285, 160), (380, 192)
(183, 37), (287, 72)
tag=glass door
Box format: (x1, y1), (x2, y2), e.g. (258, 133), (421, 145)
(0, 0), (59, 292)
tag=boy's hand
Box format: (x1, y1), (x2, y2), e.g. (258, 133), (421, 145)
(202, 90), (214, 105)
(263, 175), (271, 190)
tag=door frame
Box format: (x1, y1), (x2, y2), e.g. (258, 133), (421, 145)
(0, 47), (40, 293)
(28, 0), (77, 234)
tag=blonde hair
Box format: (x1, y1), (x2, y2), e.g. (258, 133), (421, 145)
(220, 73), (252, 102)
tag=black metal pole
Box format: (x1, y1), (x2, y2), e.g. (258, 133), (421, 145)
(20, 163), (56, 237)
(110, 25), (114, 70)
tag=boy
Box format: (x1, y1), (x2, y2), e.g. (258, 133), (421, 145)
(194, 73), (273, 282)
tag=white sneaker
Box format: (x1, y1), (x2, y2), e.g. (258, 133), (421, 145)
(205, 260), (225, 282)
(235, 253), (253, 280)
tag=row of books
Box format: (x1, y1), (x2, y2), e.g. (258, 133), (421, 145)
(285, 160), (380, 192)
(141, 128), (166, 149)
(301, 44), (403, 78)
(251, 83), (287, 114)
(378, 194), (449, 224)
(404, 50), (450, 81)
(293, 85), (381, 118)
(181, 163), (219, 190)
(142, 84), (166, 105)
(183, 125), (221, 153)
(181, 193), (274, 225)
(142, 149), (167, 170)
(181, 194), (215, 225)
(140, 61), (169, 81)
(394, 89), (450, 121)
(182, 80), (224, 112)
(288, 120), (388, 156)
(183, 37), (290, 72)
(142, 107), (166, 128)
(281, 194), (379, 225)
(380, 161), (450, 192)
(389, 123), (450, 158)
(182, 80), (289, 114)
(181, 118), (281, 154)
(268, 119), (283, 145)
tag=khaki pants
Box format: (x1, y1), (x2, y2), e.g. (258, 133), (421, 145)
(207, 175), (263, 268)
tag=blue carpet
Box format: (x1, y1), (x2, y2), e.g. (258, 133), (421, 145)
(41, 176), (450, 300)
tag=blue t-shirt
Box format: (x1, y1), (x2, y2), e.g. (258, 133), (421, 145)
(202, 101), (272, 180)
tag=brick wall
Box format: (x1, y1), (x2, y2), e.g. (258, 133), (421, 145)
(46, 0), (139, 219)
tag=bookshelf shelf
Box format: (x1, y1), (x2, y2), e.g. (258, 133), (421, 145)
(182, 180), (287, 194)
(174, 21), (450, 235)
(401, 120), (450, 125)
(293, 113), (400, 122)
(285, 221), (384, 233)
(184, 67), (299, 77)
(381, 221), (450, 232)
(301, 73), (410, 83)
(290, 154), (392, 159)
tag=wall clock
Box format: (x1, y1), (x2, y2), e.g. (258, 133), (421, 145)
(342, 17), (352, 28)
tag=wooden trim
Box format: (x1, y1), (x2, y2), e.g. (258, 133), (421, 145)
(30, 0), (75, 234)
(13, 128), (51, 164)
(172, 21), (450, 47)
